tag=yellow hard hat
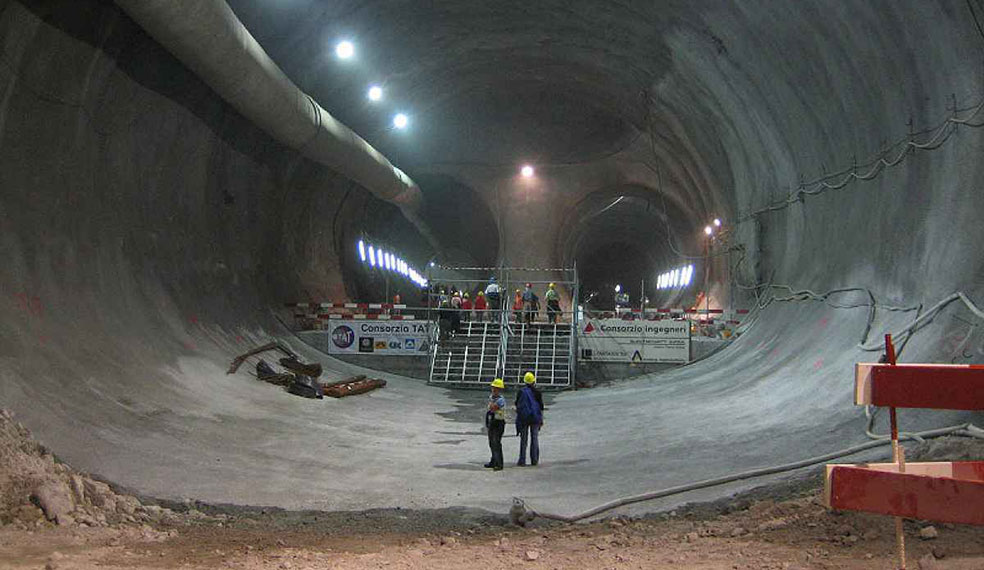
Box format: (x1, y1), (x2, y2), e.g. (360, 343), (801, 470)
(490, 378), (505, 389)
(548, 283), (555, 288)
(523, 372), (536, 384)
(477, 291), (484, 296)
(515, 289), (521, 293)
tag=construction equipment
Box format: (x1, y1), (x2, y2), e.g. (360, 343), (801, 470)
(227, 341), (322, 378)
(229, 341), (384, 400)
(228, 341), (324, 399)
(322, 375), (387, 398)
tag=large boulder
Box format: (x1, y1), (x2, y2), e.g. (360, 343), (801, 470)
(31, 481), (75, 525)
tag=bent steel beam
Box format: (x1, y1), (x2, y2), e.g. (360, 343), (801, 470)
(113, 0), (421, 211)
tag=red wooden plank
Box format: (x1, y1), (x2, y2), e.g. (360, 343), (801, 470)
(826, 462), (984, 526)
(855, 363), (984, 410)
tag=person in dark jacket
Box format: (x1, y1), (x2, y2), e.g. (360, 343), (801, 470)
(514, 372), (544, 466)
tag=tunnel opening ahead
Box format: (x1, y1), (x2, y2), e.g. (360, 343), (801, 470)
(560, 189), (705, 313)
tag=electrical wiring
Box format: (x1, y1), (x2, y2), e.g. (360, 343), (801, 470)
(737, 99), (984, 222)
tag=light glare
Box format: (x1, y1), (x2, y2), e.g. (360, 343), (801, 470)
(521, 165), (534, 178)
(335, 41), (354, 59)
(713, 218), (722, 227)
(704, 226), (713, 235)
(368, 85), (382, 101)
(393, 113), (408, 129)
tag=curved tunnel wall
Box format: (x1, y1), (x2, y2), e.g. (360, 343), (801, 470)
(0, 0), (430, 430)
(1, 0), (984, 511)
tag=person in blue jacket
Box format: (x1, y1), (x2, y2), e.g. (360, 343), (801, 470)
(515, 372), (544, 466)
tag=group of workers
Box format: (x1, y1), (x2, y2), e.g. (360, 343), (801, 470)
(485, 372), (544, 471)
(509, 281), (562, 324)
(434, 277), (563, 325)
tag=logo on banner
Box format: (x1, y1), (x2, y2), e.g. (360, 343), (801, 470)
(404, 338), (416, 350)
(359, 337), (374, 352)
(331, 326), (355, 349)
(374, 340), (388, 350)
(582, 322), (595, 334)
(389, 340), (402, 349)
(631, 350), (643, 362)
(581, 348), (593, 360)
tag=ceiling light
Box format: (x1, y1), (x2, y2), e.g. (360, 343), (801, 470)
(335, 41), (354, 59)
(358, 240), (366, 262)
(368, 245), (376, 267)
(713, 218), (722, 227)
(704, 226), (713, 235)
(393, 113), (408, 129)
(521, 165), (534, 178)
(368, 85), (382, 101)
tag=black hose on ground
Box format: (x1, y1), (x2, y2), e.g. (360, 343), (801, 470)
(517, 423), (982, 523)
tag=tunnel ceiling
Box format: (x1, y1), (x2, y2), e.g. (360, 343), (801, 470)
(223, 0), (688, 167)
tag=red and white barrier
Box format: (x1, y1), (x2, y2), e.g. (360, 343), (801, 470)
(285, 302), (407, 309)
(325, 314), (415, 320)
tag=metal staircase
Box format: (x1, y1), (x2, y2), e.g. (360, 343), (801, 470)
(429, 315), (574, 388)
(501, 322), (573, 387)
(429, 321), (502, 384)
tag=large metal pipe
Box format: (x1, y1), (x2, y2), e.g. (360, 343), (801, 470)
(113, 0), (421, 211)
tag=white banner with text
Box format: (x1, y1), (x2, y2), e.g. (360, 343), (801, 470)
(577, 319), (690, 363)
(324, 321), (434, 356)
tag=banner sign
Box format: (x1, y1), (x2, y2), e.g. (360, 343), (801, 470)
(577, 319), (690, 363)
(326, 321), (434, 356)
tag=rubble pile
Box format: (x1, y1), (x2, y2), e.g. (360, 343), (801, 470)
(0, 408), (211, 530)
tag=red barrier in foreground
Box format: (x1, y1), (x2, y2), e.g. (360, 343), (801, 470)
(825, 337), (984, 568)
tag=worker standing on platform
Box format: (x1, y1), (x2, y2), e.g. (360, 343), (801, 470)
(450, 291), (462, 335)
(545, 283), (560, 323)
(484, 276), (501, 312)
(512, 289), (524, 323)
(461, 292), (472, 322)
(522, 283), (538, 323)
(515, 372), (544, 466)
(474, 291), (487, 322)
(485, 378), (507, 471)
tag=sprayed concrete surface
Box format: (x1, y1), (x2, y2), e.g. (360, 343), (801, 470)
(1, 0), (984, 522)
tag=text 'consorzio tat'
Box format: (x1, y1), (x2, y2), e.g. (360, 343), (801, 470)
(358, 323), (430, 334)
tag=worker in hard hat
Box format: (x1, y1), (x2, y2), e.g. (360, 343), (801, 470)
(545, 282), (561, 323)
(514, 372), (544, 466)
(484, 276), (501, 311)
(474, 290), (487, 322)
(461, 292), (473, 323)
(485, 378), (507, 471)
(512, 289), (524, 323)
(522, 283), (539, 324)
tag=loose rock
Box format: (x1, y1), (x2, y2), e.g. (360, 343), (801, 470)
(32, 481), (75, 525)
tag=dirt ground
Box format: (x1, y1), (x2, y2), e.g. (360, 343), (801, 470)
(4, 408), (984, 569)
(3, 493), (984, 570)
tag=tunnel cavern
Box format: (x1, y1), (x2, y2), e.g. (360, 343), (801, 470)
(2, 1), (984, 567)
